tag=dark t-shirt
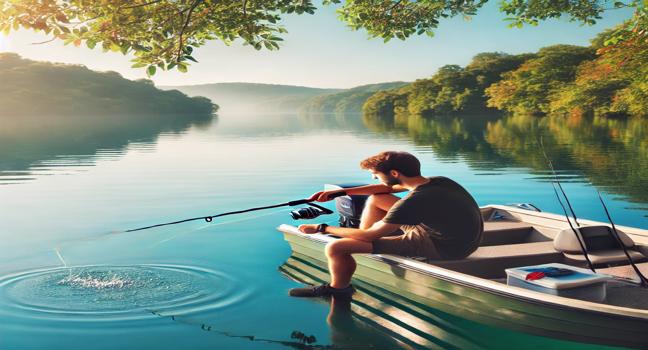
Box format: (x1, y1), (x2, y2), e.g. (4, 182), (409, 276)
(382, 177), (483, 259)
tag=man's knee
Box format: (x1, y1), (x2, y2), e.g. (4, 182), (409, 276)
(325, 239), (371, 257)
(325, 239), (345, 258)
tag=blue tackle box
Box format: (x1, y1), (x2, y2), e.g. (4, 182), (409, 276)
(505, 263), (610, 302)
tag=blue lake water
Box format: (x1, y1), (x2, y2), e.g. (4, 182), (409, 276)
(0, 113), (646, 349)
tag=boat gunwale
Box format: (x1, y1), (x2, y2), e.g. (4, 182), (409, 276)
(277, 205), (648, 321)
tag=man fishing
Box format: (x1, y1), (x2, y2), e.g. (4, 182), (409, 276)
(289, 151), (483, 298)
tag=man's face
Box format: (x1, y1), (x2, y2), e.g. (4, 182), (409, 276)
(371, 170), (401, 186)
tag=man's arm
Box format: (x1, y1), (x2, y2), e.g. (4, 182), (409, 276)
(345, 184), (407, 196)
(299, 221), (401, 242)
(310, 183), (407, 202)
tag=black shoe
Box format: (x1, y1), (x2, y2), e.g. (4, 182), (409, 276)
(288, 283), (354, 298)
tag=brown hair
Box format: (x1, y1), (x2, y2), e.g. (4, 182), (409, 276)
(360, 151), (421, 177)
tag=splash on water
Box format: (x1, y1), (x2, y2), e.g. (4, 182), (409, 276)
(0, 264), (252, 322)
(57, 274), (134, 289)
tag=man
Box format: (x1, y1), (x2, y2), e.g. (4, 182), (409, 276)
(289, 151), (483, 298)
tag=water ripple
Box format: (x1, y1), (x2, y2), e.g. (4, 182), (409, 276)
(0, 264), (250, 323)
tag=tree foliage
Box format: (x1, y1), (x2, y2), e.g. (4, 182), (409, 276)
(364, 19), (647, 120)
(1, 0), (644, 74)
(362, 52), (530, 119)
(489, 25), (647, 118)
(485, 45), (596, 115)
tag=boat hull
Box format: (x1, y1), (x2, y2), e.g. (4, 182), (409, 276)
(278, 221), (648, 349)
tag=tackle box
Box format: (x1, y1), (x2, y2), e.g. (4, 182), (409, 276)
(505, 263), (610, 302)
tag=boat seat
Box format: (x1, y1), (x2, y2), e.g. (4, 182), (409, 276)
(553, 225), (647, 266)
(480, 221), (535, 246)
(426, 241), (564, 279)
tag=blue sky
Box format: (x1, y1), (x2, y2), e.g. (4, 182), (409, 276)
(0, 2), (634, 88)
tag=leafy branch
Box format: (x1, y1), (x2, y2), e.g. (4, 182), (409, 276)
(0, 0), (644, 75)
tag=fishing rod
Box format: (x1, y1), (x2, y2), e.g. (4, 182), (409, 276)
(124, 191), (347, 233)
(540, 138), (648, 284)
(596, 191), (648, 287)
(539, 138), (595, 272)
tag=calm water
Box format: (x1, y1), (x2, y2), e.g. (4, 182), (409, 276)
(0, 112), (646, 350)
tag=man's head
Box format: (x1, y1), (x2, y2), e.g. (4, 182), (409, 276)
(360, 151), (421, 186)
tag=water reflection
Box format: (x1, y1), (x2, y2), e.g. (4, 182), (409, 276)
(280, 252), (623, 350)
(298, 112), (368, 132)
(0, 113), (214, 185)
(280, 254), (482, 350)
(362, 112), (648, 206)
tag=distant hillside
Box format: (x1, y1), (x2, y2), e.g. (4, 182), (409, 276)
(0, 53), (216, 117)
(161, 82), (340, 114)
(299, 82), (409, 115)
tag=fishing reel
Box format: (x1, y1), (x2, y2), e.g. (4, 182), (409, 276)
(290, 203), (334, 220)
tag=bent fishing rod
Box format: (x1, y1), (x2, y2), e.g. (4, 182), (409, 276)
(124, 191), (347, 233)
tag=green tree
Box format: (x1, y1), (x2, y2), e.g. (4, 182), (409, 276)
(362, 51), (530, 119)
(1, 0), (643, 74)
(363, 89), (408, 124)
(485, 45), (596, 115)
(546, 24), (647, 118)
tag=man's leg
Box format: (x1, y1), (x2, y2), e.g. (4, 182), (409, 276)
(325, 194), (400, 289)
(325, 238), (372, 288)
(289, 194), (401, 297)
(359, 193), (400, 230)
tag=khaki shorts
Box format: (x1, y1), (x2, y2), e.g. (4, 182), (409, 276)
(372, 225), (442, 259)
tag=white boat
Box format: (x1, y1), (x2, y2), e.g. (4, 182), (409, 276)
(278, 205), (648, 349)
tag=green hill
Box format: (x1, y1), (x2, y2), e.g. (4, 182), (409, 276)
(299, 82), (408, 115)
(161, 82), (339, 114)
(0, 53), (216, 117)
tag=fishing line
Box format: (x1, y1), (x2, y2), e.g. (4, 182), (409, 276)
(49, 193), (345, 265)
(54, 247), (68, 268)
(149, 208), (293, 247)
(50, 208), (294, 267)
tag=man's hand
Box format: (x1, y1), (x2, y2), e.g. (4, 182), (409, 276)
(308, 190), (345, 202)
(298, 224), (320, 234)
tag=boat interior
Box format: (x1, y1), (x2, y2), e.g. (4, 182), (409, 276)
(417, 206), (648, 309)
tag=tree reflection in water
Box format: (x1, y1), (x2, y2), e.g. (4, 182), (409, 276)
(0, 113), (214, 185)
(363, 112), (648, 206)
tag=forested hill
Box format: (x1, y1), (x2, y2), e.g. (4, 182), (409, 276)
(299, 82), (408, 115)
(161, 82), (340, 114)
(0, 53), (216, 117)
(363, 28), (647, 120)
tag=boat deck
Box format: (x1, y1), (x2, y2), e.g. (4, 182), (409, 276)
(606, 280), (648, 310)
(412, 208), (648, 311)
